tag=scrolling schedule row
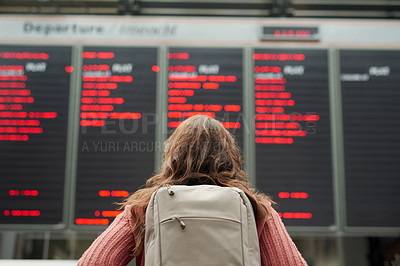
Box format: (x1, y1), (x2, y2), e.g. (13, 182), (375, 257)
(0, 46), (71, 225)
(341, 50), (400, 228)
(254, 49), (334, 227)
(74, 47), (158, 226)
(167, 48), (243, 146)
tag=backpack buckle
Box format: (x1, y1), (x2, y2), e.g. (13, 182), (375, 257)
(164, 184), (175, 196)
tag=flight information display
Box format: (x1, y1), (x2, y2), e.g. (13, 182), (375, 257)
(0, 46), (72, 225)
(167, 47), (243, 147)
(74, 47), (158, 226)
(341, 50), (400, 228)
(254, 49), (333, 227)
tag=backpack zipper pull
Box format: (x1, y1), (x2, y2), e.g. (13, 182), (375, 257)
(174, 217), (186, 230)
(164, 184), (174, 196)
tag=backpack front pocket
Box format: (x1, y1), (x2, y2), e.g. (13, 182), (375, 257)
(160, 217), (243, 266)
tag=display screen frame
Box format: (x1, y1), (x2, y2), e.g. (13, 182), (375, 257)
(338, 48), (400, 234)
(260, 26), (320, 42)
(68, 44), (162, 231)
(249, 46), (338, 234)
(0, 43), (77, 230)
(163, 45), (252, 181)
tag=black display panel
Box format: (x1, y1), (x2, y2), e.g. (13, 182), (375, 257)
(254, 49), (333, 226)
(261, 26), (319, 41)
(167, 47), (243, 147)
(74, 47), (157, 226)
(0, 46), (72, 225)
(341, 50), (400, 228)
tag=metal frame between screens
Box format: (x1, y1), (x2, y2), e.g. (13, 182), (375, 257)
(244, 47), (255, 185)
(68, 44), (83, 231)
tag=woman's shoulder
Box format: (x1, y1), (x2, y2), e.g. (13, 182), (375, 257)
(118, 205), (137, 228)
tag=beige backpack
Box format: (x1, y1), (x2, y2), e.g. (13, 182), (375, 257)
(144, 185), (261, 266)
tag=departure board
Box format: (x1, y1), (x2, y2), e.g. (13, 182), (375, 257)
(0, 46), (72, 225)
(341, 50), (400, 228)
(254, 49), (333, 227)
(167, 47), (243, 147)
(74, 47), (158, 226)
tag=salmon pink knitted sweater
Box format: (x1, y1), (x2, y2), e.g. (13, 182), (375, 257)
(78, 203), (307, 265)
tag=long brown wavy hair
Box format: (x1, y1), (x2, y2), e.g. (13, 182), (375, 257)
(122, 115), (271, 257)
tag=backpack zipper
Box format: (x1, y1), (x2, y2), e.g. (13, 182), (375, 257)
(173, 217), (186, 230)
(161, 216), (240, 225)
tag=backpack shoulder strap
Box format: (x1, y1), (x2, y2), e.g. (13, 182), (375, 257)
(231, 187), (261, 265)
